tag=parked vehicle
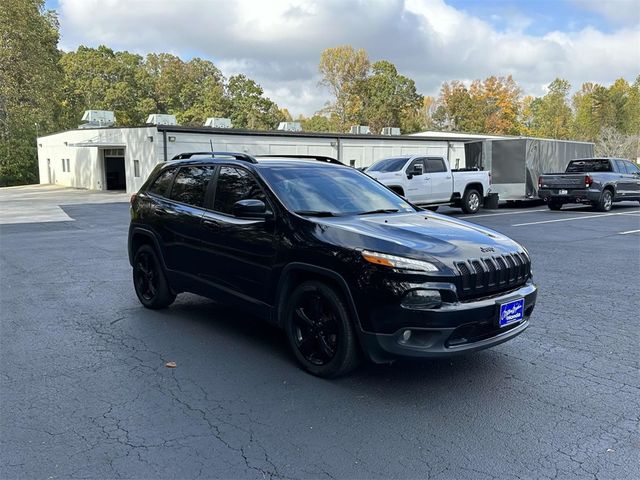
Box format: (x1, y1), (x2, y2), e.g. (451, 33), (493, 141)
(464, 137), (594, 202)
(129, 152), (537, 377)
(538, 158), (640, 211)
(365, 155), (491, 214)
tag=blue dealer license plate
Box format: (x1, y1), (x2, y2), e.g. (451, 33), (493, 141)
(498, 298), (525, 327)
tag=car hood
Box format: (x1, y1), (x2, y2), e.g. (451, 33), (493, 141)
(312, 211), (524, 267)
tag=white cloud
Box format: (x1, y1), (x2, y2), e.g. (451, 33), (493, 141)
(57, 0), (640, 117)
(571, 0), (640, 26)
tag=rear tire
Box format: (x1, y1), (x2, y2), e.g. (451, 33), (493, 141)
(133, 245), (176, 309)
(548, 200), (563, 211)
(461, 189), (481, 214)
(594, 189), (613, 212)
(284, 281), (360, 378)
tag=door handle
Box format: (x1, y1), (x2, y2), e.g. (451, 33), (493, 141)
(202, 218), (220, 228)
(446, 176), (452, 179)
(154, 206), (168, 216)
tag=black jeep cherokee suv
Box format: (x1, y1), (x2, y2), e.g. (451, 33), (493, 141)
(128, 152), (537, 377)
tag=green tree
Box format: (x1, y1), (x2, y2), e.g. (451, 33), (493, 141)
(225, 74), (284, 130)
(529, 78), (572, 139)
(144, 54), (226, 126)
(59, 46), (152, 127)
(437, 81), (483, 132)
(299, 114), (339, 132)
(318, 45), (369, 132)
(0, 0), (62, 186)
(359, 60), (423, 134)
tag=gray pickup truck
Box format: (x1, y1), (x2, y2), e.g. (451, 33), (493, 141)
(538, 158), (640, 211)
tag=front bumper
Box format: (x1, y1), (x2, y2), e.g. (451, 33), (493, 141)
(359, 282), (537, 363)
(538, 188), (601, 203)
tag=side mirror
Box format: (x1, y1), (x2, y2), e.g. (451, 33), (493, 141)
(409, 164), (423, 178)
(232, 199), (271, 219)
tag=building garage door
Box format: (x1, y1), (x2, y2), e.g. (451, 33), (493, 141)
(103, 148), (126, 190)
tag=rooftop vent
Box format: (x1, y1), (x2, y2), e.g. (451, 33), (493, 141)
(204, 117), (232, 128)
(350, 125), (371, 135)
(79, 110), (115, 128)
(381, 127), (401, 136)
(146, 114), (178, 126)
(277, 122), (302, 132)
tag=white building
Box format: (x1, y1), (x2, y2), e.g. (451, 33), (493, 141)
(36, 125), (487, 194)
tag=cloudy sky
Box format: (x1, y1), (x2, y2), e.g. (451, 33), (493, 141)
(45, 0), (640, 117)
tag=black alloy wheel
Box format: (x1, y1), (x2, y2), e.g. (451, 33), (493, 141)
(133, 245), (176, 309)
(285, 281), (360, 377)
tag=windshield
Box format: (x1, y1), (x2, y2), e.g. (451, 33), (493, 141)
(259, 166), (416, 216)
(566, 159), (612, 173)
(367, 157), (408, 173)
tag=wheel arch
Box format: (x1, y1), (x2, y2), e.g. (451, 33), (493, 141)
(464, 182), (484, 197)
(603, 184), (616, 197)
(128, 227), (166, 268)
(274, 263), (363, 332)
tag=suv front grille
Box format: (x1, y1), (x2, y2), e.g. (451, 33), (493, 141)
(455, 252), (530, 300)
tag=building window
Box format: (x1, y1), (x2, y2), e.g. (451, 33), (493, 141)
(66, 159), (70, 172)
(61, 159), (66, 172)
(350, 159), (356, 167)
(134, 160), (140, 177)
(104, 148), (124, 157)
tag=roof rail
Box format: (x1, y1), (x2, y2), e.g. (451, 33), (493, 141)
(257, 154), (343, 165)
(171, 151), (257, 163)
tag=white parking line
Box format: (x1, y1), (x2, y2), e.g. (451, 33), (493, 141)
(512, 211), (640, 227)
(619, 229), (640, 235)
(458, 208), (549, 218)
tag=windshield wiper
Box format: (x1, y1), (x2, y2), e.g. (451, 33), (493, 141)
(357, 208), (399, 215)
(294, 210), (337, 217)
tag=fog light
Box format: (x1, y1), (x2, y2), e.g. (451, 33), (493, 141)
(401, 289), (442, 310)
(402, 329), (412, 342)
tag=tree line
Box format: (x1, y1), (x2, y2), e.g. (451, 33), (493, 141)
(309, 45), (639, 160)
(1, 0), (638, 186)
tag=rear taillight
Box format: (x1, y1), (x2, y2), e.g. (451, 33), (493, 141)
(488, 172), (492, 186)
(585, 175), (593, 188)
(130, 193), (137, 204)
(538, 176), (542, 188)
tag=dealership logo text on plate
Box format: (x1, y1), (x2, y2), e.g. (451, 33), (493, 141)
(501, 302), (523, 322)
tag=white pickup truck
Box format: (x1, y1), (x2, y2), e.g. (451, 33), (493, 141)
(365, 155), (491, 214)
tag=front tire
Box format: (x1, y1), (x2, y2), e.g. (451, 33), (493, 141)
(284, 281), (360, 378)
(461, 189), (481, 214)
(594, 189), (613, 212)
(133, 245), (176, 309)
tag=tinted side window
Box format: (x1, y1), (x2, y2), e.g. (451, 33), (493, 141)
(148, 168), (176, 197)
(169, 166), (214, 207)
(614, 160), (627, 173)
(426, 158), (447, 173)
(625, 161), (640, 174)
(214, 167), (267, 215)
(407, 158), (425, 173)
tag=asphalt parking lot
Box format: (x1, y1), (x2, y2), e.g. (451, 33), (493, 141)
(1, 186), (639, 480)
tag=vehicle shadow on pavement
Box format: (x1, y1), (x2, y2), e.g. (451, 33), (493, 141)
(159, 295), (511, 392)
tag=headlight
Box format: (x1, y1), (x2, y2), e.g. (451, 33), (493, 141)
(361, 250), (439, 272)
